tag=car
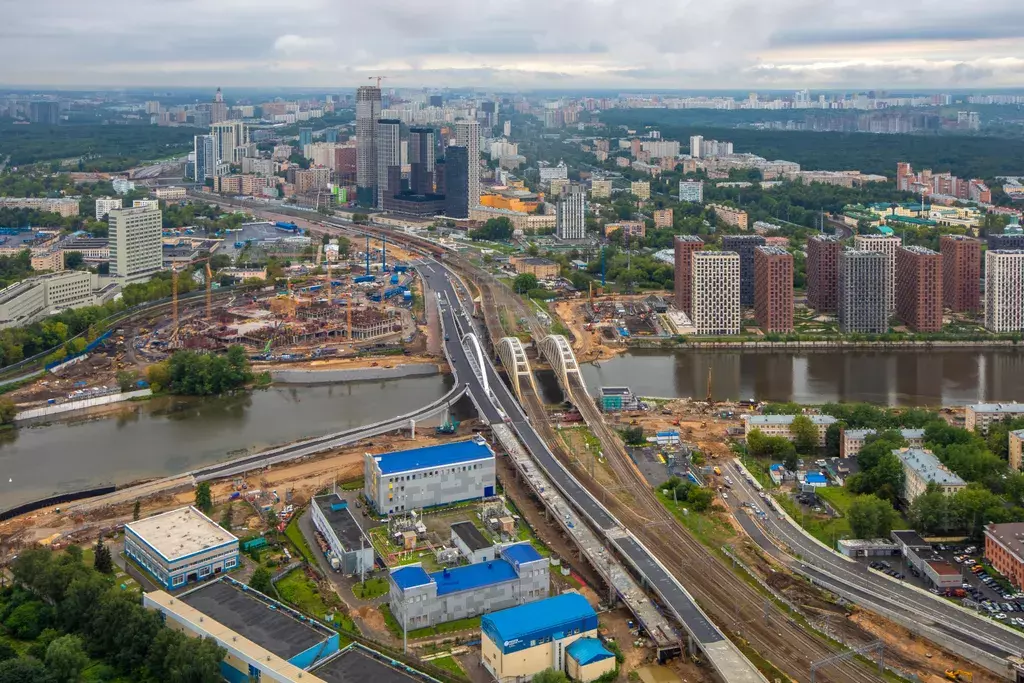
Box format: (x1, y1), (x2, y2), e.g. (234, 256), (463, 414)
(996, 613), (1008, 620)
(929, 588), (940, 595)
(963, 582), (972, 589)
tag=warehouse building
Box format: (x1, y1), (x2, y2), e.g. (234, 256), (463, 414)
(144, 577), (341, 682)
(388, 542), (548, 630)
(364, 436), (496, 515)
(480, 592), (615, 683)
(125, 506), (239, 590)
(311, 493), (374, 576)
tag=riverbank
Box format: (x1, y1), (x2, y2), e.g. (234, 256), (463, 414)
(628, 338), (1022, 350)
(270, 362), (443, 384)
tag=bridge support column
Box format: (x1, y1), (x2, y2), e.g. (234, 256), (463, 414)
(409, 418), (416, 439)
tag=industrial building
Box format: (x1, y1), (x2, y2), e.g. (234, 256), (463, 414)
(364, 436), (496, 515)
(939, 234), (981, 312)
(480, 592), (615, 683)
(890, 531), (960, 590)
(985, 250), (1024, 333)
(806, 234), (843, 313)
(144, 577), (340, 682)
(310, 493), (374, 576)
(124, 506), (239, 590)
(895, 245), (942, 332)
(853, 234), (902, 313)
(838, 249), (889, 334)
(721, 234), (766, 307)
(388, 542), (549, 630)
(893, 447), (966, 502)
(965, 403), (1024, 433)
(743, 414), (837, 446)
(672, 235), (703, 315)
(451, 521), (496, 564)
(840, 428), (925, 458)
(312, 644), (440, 683)
(691, 251), (740, 335)
(753, 245), (793, 333)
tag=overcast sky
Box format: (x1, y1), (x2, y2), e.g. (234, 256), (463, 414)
(4, 0), (1024, 89)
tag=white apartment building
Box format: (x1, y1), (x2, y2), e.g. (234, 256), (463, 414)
(304, 142), (339, 169)
(691, 251), (740, 335)
(210, 120), (249, 165)
(132, 199), (159, 210)
(94, 197), (122, 220)
(539, 160), (569, 183)
(641, 140), (680, 158)
(240, 157), (275, 177)
(154, 187), (186, 201)
(109, 206), (163, 284)
(679, 180), (704, 204)
(455, 119), (481, 209)
(853, 234), (902, 313)
(556, 184), (586, 240)
(489, 139), (518, 159)
(985, 250), (1024, 333)
(743, 414), (838, 446)
(689, 135), (703, 159)
(966, 403), (1024, 433)
(0, 271), (104, 329)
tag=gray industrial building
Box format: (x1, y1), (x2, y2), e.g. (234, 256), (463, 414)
(838, 249), (889, 334)
(388, 542), (549, 630)
(721, 234), (766, 307)
(451, 521), (496, 564)
(364, 436), (496, 516)
(310, 493), (374, 576)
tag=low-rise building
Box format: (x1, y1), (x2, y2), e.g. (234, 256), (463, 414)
(509, 256), (559, 279)
(604, 221), (645, 238)
(0, 197), (79, 217)
(708, 204), (748, 230)
(451, 521), (496, 564)
(0, 271), (109, 330)
(590, 179), (612, 199)
(61, 238), (109, 264)
(154, 186), (187, 201)
(742, 414), (837, 446)
(630, 180), (650, 199)
(310, 493), (374, 576)
(840, 428), (926, 458)
(893, 447), (966, 502)
(1011, 430), (1024, 472)
(985, 522), (1024, 589)
(30, 249), (63, 272)
(125, 506), (239, 590)
(481, 592), (614, 683)
(388, 542), (548, 630)
(966, 403), (1024, 433)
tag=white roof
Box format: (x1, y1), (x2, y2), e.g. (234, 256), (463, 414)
(127, 506), (237, 562)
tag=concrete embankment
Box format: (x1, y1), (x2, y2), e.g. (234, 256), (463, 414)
(629, 339), (1022, 350)
(270, 363), (442, 384)
(14, 388), (153, 423)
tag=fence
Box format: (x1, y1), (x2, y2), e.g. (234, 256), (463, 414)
(14, 388), (152, 422)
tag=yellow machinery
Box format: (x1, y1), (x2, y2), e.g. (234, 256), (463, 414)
(945, 670), (973, 682)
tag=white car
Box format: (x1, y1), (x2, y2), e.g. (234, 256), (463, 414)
(996, 613), (1008, 620)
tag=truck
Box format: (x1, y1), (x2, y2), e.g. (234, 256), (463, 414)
(275, 221), (298, 232)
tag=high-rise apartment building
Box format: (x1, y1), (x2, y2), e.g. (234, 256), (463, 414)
(754, 246), (794, 333)
(939, 234), (981, 312)
(356, 86), (382, 206)
(29, 101), (60, 125)
(839, 249), (889, 334)
(673, 236), (704, 315)
(721, 234), (766, 307)
(689, 135), (703, 159)
(895, 246), (943, 332)
(192, 134), (216, 181)
(806, 234), (842, 312)
(987, 229), (1024, 252)
(853, 234), (901, 313)
(409, 127), (436, 195)
(108, 206), (163, 284)
(556, 184), (586, 240)
(210, 88), (228, 124)
(210, 121), (248, 165)
(692, 252), (740, 335)
(985, 250), (1024, 333)
(454, 120), (481, 209)
(444, 147), (469, 219)
(375, 119), (402, 209)
(298, 127), (313, 150)
(678, 180), (704, 204)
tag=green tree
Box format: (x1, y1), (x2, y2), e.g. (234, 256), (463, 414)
(824, 422), (845, 458)
(45, 635), (88, 683)
(0, 398), (16, 426)
(531, 670), (570, 683)
(791, 415), (819, 454)
(62, 252), (84, 270)
(93, 538), (113, 575)
(249, 567), (273, 595)
(687, 487), (715, 512)
(352, 213), (369, 224)
(133, 499), (141, 521)
(195, 482), (213, 513)
(0, 657), (53, 683)
(621, 426), (645, 445)
(908, 486), (957, 534)
(847, 495), (899, 539)
(115, 370), (138, 392)
(4, 601), (52, 639)
(469, 217), (514, 241)
(0, 642), (16, 664)
(513, 273), (538, 293)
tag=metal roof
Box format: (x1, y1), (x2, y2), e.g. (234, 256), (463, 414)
(432, 559), (518, 596)
(501, 542), (543, 568)
(390, 565), (431, 590)
(372, 436), (494, 475)
(893, 448), (966, 487)
(968, 402), (1024, 415)
(482, 593), (597, 645)
(745, 414), (837, 426)
(566, 638), (615, 666)
(451, 522), (491, 552)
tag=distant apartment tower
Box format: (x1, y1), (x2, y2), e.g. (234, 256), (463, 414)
(590, 179), (612, 199)
(556, 184), (586, 240)
(409, 127), (436, 195)
(94, 198), (122, 221)
(895, 246), (943, 332)
(721, 235), (766, 307)
(839, 249), (889, 334)
(806, 234), (842, 312)
(630, 181), (650, 200)
(210, 87), (228, 124)
(298, 127), (313, 150)
(356, 86), (382, 206)
(678, 180), (704, 204)
(210, 120), (248, 165)
(108, 206), (163, 284)
(754, 246), (794, 333)
(29, 101), (60, 125)
(444, 147), (470, 219)
(985, 250), (1024, 333)
(192, 134), (216, 181)
(689, 135), (703, 159)
(987, 232), (1024, 252)
(673, 236), (704, 314)
(939, 235), (981, 312)
(653, 209), (673, 228)
(692, 251), (740, 335)
(454, 120), (481, 208)
(375, 119), (401, 209)
(853, 234), (901, 313)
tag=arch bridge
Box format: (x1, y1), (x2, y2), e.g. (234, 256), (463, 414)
(538, 334), (586, 404)
(496, 337), (538, 402)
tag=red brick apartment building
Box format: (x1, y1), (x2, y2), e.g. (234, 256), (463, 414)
(754, 246), (794, 332)
(895, 245), (943, 332)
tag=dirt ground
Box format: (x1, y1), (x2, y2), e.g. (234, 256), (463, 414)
(551, 299), (625, 362)
(260, 354), (441, 372)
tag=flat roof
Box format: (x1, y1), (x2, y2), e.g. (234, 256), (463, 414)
(746, 414), (837, 425)
(432, 559), (518, 596)
(566, 638), (615, 666)
(968, 402), (1024, 414)
(313, 647), (428, 683)
(179, 579), (327, 660)
(893, 448), (966, 487)
(127, 506), (237, 562)
(844, 428), (925, 441)
(390, 565), (432, 591)
(891, 529), (930, 549)
(451, 522), (491, 552)
(372, 436), (493, 476)
(927, 560), (960, 577)
(482, 593), (596, 644)
(501, 542), (543, 567)
(314, 494), (367, 550)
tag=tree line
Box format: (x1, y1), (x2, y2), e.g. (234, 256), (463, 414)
(146, 345), (253, 396)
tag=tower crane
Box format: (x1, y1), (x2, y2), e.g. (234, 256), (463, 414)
(368, 76), (387, 88)
(171, 256), (217, 330)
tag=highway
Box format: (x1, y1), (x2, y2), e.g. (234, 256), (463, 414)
(727, 462), (1024, 667)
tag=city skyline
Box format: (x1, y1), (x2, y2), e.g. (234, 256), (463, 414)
(3, 1), (1024, 89)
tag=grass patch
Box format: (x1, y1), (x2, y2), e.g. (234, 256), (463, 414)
(816, 486), (859, 514)
(429, 656), (464, 676)
(551, 565), (581, 589)
(284, 513), (317, 565)
(655, 491), (736, 547)
(409, 615), (481, 639)
(339, 479), (363, 491)
(275, 569), (331, 620)
(353, 577), (389, 600)
(380, 603), (402, 638)
(776, 494), (850, 549)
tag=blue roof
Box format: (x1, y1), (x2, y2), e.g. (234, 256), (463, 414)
(390, 565), (431, 590)
(431, 559), (518, 596)
(373, 437), (493, 475)
(566, 638), (615, 666)
(805, 473), (827, 484)
(501, 543), (543, 568)
(770, 464), (784, 471)
(481, 593), (598, 654)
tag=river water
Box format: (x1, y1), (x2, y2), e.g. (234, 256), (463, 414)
(568, 348), (1024, 407)
(0, 375), (454, 510)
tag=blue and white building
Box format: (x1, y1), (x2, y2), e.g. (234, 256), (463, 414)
(388, 542), (549, 630)
(125, 505), (239, 590)
(364, 436), (496, 515)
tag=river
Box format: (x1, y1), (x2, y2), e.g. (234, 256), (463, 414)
(0, 375), (454, 510)
(562, 348), (1024, 407)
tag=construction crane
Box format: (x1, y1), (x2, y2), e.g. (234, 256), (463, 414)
(171, 255), (216, 329)
(368, 76), (387, 88)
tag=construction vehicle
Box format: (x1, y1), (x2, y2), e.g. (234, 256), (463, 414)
(945, 670), (972, 682)
(436, 418), (460, 435)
